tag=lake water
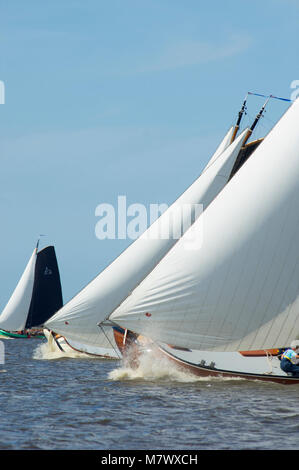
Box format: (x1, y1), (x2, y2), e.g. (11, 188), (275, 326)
(0, 336), (298, 453)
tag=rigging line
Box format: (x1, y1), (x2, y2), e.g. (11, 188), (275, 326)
(98, 324), (122, 359)
(36, 234), (46, 252)
(241, 96), (270, 147)
(230, 90), (291, 144)
(190, 94), (251, 176)
(204, 92), (267, 175)
(230, 93), (248, 143)
(248, 92), (292, 102)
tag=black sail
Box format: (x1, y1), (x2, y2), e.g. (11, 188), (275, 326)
(25, 246), (63, 328)
(229, 138), (263, 180)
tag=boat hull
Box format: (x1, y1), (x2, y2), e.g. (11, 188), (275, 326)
(43, 329), (119, 359)
(0, 329), (44, 339)
(113, 327), (299, 385)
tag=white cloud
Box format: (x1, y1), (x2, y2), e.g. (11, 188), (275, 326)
(135, 34), (253, 73)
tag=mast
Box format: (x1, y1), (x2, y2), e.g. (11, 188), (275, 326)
(228, 97), (269, 180)
(241, 97), (270, 146)
(230, 94), (248, 143)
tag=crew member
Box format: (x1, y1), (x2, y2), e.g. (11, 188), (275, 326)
(280, 340), (299, 377)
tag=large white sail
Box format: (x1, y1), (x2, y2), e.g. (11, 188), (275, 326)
(45, 127), (247, 348)
(110, 99), (299, 352)
(203, 126), (234, 169)
(0, 249), (37, 331)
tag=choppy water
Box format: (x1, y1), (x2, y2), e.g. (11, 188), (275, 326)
(0, 337), (298, 451)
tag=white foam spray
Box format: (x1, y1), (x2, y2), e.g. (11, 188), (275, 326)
(33, 339), (89, 360)
(108, 348), (238, 383)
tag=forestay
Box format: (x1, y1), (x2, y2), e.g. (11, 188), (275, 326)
(110, 99), (299, 352)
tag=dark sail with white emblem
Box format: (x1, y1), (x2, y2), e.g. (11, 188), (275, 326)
(0, 244), (63, 332)
(25, 246), (63, 328)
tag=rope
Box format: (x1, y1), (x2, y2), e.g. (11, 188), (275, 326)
(98, 324), (122, 359)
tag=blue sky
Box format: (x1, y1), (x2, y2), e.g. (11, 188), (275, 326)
(0, 0), (298, 307)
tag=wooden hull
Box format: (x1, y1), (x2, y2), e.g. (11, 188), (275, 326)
(113, 327), (299, 385)
(159, 346), (299, 385)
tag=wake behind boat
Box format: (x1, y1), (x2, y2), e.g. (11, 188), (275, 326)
(0, 241), (63, 339)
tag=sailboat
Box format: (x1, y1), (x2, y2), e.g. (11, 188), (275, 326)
(106, 96), (299, 385)
(0, 241), (63, 339)
(44, 98), (252, 358)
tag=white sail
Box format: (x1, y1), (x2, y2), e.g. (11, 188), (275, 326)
(202, 126), (234, 169)
(45, 127), (247, 349)
(110, 99), (299, 352)
(0, 249), (37, 331)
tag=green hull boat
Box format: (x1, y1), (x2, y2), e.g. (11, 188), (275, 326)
(0, 329), (44, 339)
(0, 242), (63, 339)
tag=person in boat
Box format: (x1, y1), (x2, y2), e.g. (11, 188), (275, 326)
(280, 340), (299, 376)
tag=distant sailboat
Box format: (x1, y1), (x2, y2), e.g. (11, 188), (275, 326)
(0, 242), (63, 339)
(44, 100), (251, 358)
(108, 96), (299, 385)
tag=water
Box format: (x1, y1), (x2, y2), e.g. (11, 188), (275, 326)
(0, 337), (298, 451)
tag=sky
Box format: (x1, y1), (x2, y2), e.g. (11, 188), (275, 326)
(0, 0), (298, 308)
